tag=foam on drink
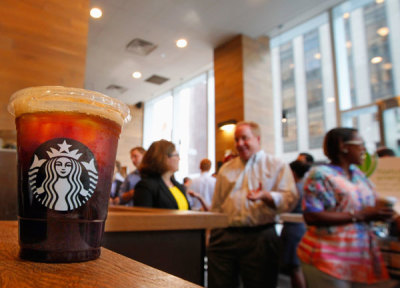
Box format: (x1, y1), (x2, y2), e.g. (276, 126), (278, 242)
(8, 86), (130, 126)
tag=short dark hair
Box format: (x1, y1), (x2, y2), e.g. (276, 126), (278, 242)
(376, 147), (395, 157)
(139, 140), (176, 176)
(290, 160), (312, 179)
(298, 152), (314, 164)
(130, 146), (146, 155)
(183, 177), (191, 184)
(324, 127), (358, 162)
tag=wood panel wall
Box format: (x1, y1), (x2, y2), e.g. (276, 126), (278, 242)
(0, 0), (89, 135)
(214, 35), (274, 165)
(214, 35), (244, 164)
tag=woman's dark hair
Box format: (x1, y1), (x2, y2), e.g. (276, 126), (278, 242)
(139, 140), (176, 176)
(290, 160), (312, 179)
(323, 127), (358, 163)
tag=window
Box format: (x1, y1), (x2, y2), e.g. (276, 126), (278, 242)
(280, 41), (297, 152)
(304, 29), (325, 149)
(143, 93), (173, 146)
(271, 13), (336, 161)
(333, 0), (400, 151)
(333, 0), (397, 110)
(143, 70), (215, 181)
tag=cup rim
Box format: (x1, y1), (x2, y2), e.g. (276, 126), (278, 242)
(8, 86), (131, 124)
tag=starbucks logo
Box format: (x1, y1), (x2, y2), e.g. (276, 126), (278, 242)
(28, 138), (98, 211)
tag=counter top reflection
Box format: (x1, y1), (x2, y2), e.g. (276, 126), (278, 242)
(106, 206), (229, 231)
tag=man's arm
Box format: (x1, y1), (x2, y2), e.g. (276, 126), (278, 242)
(247, 161), (297, 213)
(247, 182), (276, 209)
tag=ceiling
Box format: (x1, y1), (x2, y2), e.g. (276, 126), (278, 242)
(85, 0), (344, 105)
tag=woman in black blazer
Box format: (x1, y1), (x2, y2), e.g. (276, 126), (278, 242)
(133, 139), (190, 210)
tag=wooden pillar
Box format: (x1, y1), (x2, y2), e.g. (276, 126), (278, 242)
(214, 34), (274, 165)
(0, 0), (90, 142)
(214, 35), (244, 165)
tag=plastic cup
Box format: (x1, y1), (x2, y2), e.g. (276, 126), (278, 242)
(8, 86), (130, 262)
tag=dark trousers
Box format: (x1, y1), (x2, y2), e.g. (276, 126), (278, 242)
(207, 224), (279, 288)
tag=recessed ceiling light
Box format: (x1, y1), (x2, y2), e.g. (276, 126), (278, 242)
(314, 53), (321, 60)
(343, 12), (350, 19)
(90, 7), (102, 19)
(377, 27), (389, 37)
(132, 72), (142, 79)
(371, 56), (383, 64)
(346, 41), (352, 49)
(176, 39), (188, 48)
(376, 0), (384, 3)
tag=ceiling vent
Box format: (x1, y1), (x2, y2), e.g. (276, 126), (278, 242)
(145, 75), (169, 85)
(106, 84), (127, 94)
(126, 38), (157, 56)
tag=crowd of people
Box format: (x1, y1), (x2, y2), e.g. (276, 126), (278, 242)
(108, 121), (398, 288)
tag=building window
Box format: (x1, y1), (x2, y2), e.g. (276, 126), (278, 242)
(280, 41), (297, 152)
(304, 29), (325, 149)
(271, 13), (336, 161)
(333, 0), (395, 110)
(333, 0), (400, 151)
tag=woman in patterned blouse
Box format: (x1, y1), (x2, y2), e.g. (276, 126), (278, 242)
(297, 127), (396, 288)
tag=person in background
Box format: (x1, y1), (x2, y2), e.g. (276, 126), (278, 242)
(183, 177), (192, 189)
(109, 160), (125, 201)
(112, 146), (146, 206)
(280, 160), (311, 288)
(187, 158), (216, 211)
(296, 152), (314, 164)
(133, 140), (190, 210)
(376, 146), (396, 157)
(207, 121), (298, 288)
(297, 127), (396, 288)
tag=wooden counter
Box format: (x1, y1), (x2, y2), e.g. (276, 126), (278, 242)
(279, 213), (305, 223)
(0, 221), (200, 288)
(105, 206), (228, 231)
(103, 206), (229, 286)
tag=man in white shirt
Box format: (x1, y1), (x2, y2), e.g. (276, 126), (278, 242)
(207, 121), (297, 288)
(187, 158), (216, 211)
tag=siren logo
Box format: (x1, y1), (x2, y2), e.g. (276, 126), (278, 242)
(28, 138), (98, 211)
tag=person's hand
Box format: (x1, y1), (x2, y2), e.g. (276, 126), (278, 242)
(356, 206), (394, 222)
(188, 190), (200, 199)
(247, 183), (271, 201)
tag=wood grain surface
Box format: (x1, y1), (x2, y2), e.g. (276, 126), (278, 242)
(0, 221), (201, 288)
(0, 0), (90, 131)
